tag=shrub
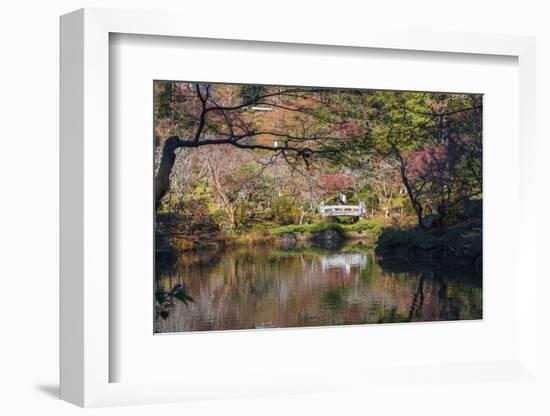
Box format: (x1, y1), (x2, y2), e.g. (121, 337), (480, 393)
(251, 223), (272, 235)
(344, 220), (384, 234)
(271, 222), (345, 237)
(270, 220), (385, 239)
(271, 195), (301, 225)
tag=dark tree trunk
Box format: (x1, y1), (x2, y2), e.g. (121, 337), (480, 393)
(435, 204), (446, 228)
(399, 167), (426, 230)
(414, 204), (426, 230)
(392, 144), (427, 230)
(155, 136), (182, 210)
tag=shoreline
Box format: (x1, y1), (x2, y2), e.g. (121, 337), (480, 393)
(157, 216), (481, 274)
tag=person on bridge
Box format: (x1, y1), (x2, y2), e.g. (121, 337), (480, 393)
(338, 191), (347, 205)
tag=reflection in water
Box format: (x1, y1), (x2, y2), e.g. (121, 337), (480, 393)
(154, 244), (482, 333)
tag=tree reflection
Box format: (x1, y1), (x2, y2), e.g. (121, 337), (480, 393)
(154, 244), (482, 333)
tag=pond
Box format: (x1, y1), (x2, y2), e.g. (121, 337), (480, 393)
(154, 243), (482, 333)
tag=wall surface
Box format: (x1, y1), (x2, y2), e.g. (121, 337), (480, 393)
(0, 0), (548, 415)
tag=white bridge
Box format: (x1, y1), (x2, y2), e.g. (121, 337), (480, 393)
(319, 202), (367, 217)
(321, 253), (368, 274)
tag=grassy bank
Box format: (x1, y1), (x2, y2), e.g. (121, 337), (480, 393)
(162, 230), (275, 252)
(158, 218), (386, 256)
(271, 220), (384, 237)
(270, 220), (385, 248)
(157, 213), (482, 276)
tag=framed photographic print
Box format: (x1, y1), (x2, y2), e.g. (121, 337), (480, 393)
(152, 80), (483, 334)
(60, 7), (539, 409)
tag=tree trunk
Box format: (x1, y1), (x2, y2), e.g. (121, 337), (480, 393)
(155, 136), (181, 210)
(400, 171), (426, 230)
(435, 204), (446, 228)
(415, 205), (426, 230)
(392, 144), (427, 230)
(230, 208), (237, 229)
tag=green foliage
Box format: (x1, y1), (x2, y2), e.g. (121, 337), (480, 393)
(344, 220), (384, 234)
(270, 220), (384, 239)
(271, 222), (346, 237)
(211, 208), (230, 226)
(173, 291), (194, 305)
(158, 195), (220, 235)
(234, 201), (260, 230)
(375, 218), (482, 271)
(270, 195), (301, 225)
(155, 81), (173, 119)
(251, 223), (272, 234)
(240, 84), (267, 104)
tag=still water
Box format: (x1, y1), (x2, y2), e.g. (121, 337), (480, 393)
(154, 244), (482, 333)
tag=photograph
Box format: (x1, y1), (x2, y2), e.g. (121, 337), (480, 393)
(153, 81), (483, 333)
(0, 0), (544, 412)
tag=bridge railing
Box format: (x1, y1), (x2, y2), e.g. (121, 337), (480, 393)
(320, 202), (367, 217)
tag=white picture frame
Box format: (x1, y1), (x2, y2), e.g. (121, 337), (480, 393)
(60, 7), (538, 408)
